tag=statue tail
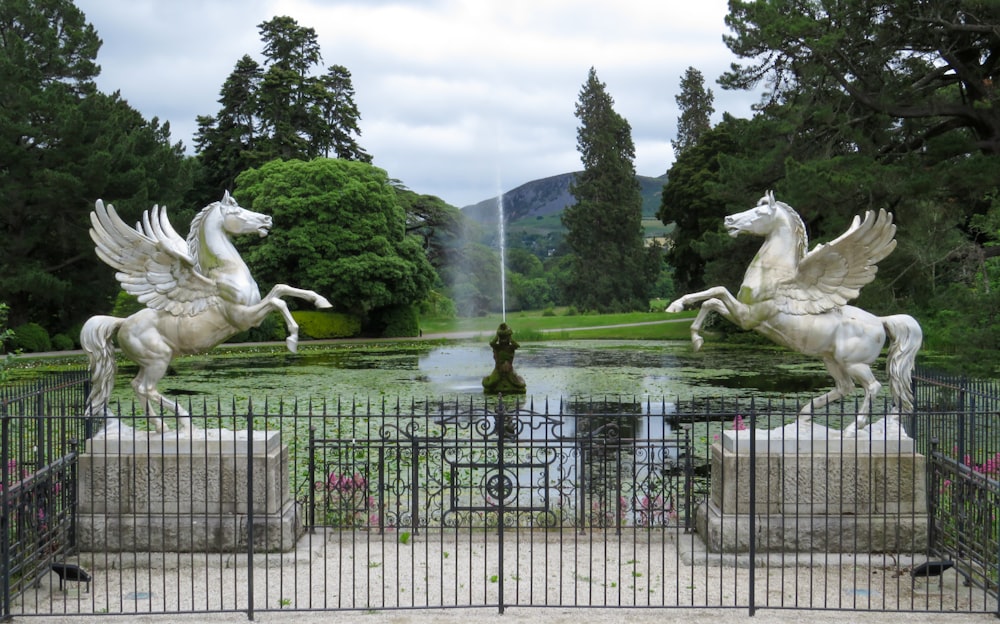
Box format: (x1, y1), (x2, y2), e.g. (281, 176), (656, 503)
(882, 314), (922, 414)
(81, 315), (123, 419)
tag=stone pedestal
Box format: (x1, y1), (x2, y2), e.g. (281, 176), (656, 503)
(697, 423), (928, 553)
(77, 426), (300, 552)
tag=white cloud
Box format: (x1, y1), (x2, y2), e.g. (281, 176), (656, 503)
(74, 0), (759, 207)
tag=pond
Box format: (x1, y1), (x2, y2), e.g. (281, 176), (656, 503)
(118, 339), (836, 407)
(96, 339), (867, 521)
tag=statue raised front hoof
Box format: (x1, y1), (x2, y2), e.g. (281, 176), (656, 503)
(482, 323), (526, 395)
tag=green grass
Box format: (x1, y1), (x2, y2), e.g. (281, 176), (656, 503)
(418, 307), (695, 341)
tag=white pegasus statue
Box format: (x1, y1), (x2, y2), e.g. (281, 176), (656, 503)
(667, 192), (922, 436)
(81, 192), (332, 434)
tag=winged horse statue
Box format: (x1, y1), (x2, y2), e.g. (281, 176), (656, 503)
(666, 192), (922, 436)
(81, 192), (332, 435)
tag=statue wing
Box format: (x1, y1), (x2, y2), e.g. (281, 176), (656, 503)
(90, 200), (219, 316)
(774, 209), (897, 315)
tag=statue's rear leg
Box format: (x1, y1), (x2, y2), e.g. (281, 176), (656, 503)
(131, 361), (193, 435)
(800, 357), (853, 423)
(841, 363), (881, 436)
(121, 318), (194, 435)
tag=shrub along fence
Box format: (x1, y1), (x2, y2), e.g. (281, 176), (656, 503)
(0, 369), (996, 618)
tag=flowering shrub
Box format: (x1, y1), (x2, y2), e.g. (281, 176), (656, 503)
(635, 494), (678, 527)
(969, 451), (1000, 476)
(588, 495), (628, 528)
(935, 452), (999, 586)
(315, 471), (376, 528)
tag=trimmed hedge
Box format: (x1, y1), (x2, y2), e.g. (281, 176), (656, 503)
(11, 322), (51, 353)
(292, 310), (361, 339)
(375, 305), (419, 338)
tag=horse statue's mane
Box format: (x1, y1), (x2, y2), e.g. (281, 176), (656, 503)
(186, 200), (214, 268)
(772, 198), (809, 261)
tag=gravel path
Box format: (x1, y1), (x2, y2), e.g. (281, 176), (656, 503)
(15, 529), (995, 623)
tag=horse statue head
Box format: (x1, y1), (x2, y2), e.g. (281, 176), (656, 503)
(723, 191), (809, 261)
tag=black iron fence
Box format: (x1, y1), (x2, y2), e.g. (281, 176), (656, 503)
(913, 368), (1000, 602)
(304, 397), (691, 535)
(0, 370), (998, 618)
(912, 367), (1000, 463)
(0, 371), (90, 618)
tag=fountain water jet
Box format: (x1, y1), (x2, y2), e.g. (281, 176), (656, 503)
(497, 190), (507, 322)
(482, 181), (524, 394)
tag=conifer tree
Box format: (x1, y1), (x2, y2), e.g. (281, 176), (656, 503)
(562, 68), (659, 312)
(195, 16), (370, 199)
(1, 0), (189, 331)
(672, 67), (715, 158)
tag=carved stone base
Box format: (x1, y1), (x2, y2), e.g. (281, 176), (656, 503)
(697, 500), (928, 554)
(77, 427), (300, 552)
(699, 437), (928, 553)
(76, 501), (299, 553)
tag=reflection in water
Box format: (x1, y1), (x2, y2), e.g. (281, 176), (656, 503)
(144, 340), (830, 405)
(419, 341), (830, 400)
(460, 396), (683, 526)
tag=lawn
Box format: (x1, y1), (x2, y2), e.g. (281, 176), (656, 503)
(419, 307), (696, 341)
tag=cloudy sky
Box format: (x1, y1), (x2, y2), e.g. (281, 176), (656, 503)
(74, 0), (761, 208)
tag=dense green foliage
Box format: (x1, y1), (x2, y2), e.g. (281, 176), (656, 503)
(563, 68), (660, 312)
(194, 16), (370, 200)
(0, 0), (191, 334)
(234, 158), (435, 335)
(658, 0), (1000, 372)
(9, 322), (50, 353)
(372, 305), (421, 338)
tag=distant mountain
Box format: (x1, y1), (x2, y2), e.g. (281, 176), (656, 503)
(461, 172), (668, 225)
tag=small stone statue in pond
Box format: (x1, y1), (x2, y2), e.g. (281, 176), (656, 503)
(482, 323), (526, 394)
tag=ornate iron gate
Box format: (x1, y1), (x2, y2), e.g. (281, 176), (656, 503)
(305, 395), (690, 610)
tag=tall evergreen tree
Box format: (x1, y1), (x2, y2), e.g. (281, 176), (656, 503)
(195, 16), (370, 200)
(562, 68), (659, 312)
(194, 55), (263, 194)
(672, 67), (715, 159)
(0, 0), (190, 332)
(315, 65), (372, 162)
(256, 16), (322, 161)
(722, 0), (1000, 196)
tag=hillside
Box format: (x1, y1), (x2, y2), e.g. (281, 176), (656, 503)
(461, 172), (668, 225)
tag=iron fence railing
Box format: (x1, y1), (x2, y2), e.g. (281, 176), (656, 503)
(0, 370), (90, 619)
(0, 369), (998, 618)
(304, 397), (692, 533)
(912, 367), (1000, 464)
(927, 442), (1000, 599)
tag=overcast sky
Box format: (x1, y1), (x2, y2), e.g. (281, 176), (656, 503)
(73, 0), (761, 208)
